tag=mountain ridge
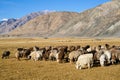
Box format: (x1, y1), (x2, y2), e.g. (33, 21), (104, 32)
(0, 10), (53, 35)
(8, 12), (79, 37)
(51, 1), (120, 38)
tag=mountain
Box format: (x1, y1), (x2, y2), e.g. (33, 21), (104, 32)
(0, 10), (52, 35)
(1, 0), (120, 38)
(0, 18), (17, 34)
(51, 0), (120, 38)
(8, 12), (79, 37)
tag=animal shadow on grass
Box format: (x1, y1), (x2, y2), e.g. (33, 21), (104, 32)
(93, 61), (113, 68)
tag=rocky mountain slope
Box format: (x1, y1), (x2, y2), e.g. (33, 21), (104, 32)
(1, 0), (120, 38)
(51, 0), (120, 38)
(0, 10), (52, 34)
(0, 18), (17, 34)
(8, 12), (79, 37)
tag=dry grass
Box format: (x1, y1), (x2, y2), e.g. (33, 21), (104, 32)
(0, 37), (120, 80)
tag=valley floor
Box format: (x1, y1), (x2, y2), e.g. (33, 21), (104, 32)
(0, 38), (120, 80)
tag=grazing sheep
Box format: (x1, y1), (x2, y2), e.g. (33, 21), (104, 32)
(94, 50), (104, 63)
(28, 50), (43, 61)
(56, 51), (64, 63)
(76, 54), (93, 69)
(2, 51), (10, 59)
(49, 49), (58, 61)
(69, 50), (83, 63)
(43, 49), (51, 61)
(104, 50), (111, 64)
(15, 50), (23, 60)
(110, 47), (120, 64)
(23, 48), (32, 58)
(68, 46), (76, 52)
(56, 47), (67, 63)
(99, 54), (107, 66)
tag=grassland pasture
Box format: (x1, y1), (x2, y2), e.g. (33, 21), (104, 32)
(0, 38), (120, 80)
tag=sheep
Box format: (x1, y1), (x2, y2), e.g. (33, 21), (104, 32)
(15, 50), (24, 60)
(1, 51), (10, 59)
(76, 54), (93, 69)
(99, 53), (107, 66)
(104, 50), (111, 64)
(69, 50), (83, 63)
(49, 49), (58, 61)
(28, 50), (43, 61)
(110, 47), (120, 64)
(56, 46), (67, 63)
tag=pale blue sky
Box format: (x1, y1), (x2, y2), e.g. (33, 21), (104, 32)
(0, 0), (111, 21)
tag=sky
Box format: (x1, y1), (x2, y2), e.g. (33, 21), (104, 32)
(0, 0), (111, 21)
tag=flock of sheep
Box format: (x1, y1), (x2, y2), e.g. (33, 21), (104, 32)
(1, 44), (120, 69)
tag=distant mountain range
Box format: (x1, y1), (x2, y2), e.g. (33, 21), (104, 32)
(0, 0), (120, 38)
(0, 10), (52, 35)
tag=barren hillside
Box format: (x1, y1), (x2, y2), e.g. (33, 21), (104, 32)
(9, 12), (79, 37)
(52, 0), (120, 38)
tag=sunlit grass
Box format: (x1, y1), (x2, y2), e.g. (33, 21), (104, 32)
(0, 38), (120, 80)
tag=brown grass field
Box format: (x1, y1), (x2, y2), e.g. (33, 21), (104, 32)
(0, 37), (120, 80)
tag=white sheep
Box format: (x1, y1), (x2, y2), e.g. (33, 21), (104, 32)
(28, 50), (43, 61)
(104, 50), (111, 64)
(76, 54), (93, 69)
(49, 49), (58, 61)
(99, 54), (107, 66)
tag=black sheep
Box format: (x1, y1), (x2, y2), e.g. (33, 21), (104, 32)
(2, 51), (10, 59)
